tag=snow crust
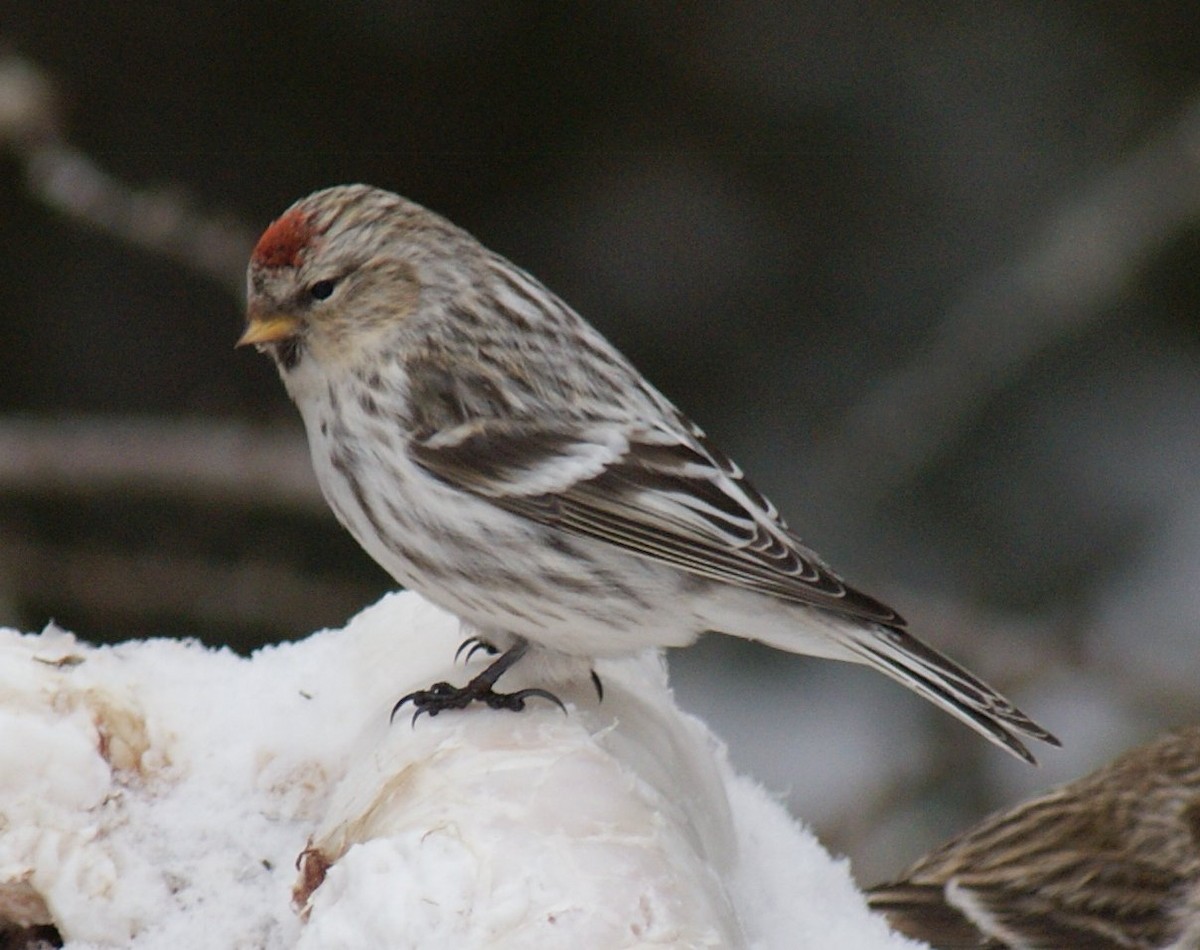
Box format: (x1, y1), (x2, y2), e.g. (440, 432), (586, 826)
(0, 591), (919, 948)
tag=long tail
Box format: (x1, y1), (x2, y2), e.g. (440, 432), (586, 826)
(841, 623), (1059, 763)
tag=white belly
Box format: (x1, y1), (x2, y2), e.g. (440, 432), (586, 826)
(298, 394), (701, 658)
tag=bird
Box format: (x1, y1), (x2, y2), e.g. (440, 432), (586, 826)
(866, 725), (1200, 949)
(238, 184), (1057, 762)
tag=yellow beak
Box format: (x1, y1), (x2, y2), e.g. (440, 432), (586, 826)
(237, 313), (301, 348)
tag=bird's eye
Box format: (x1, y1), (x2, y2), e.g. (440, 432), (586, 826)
(308, 278), (338, 301)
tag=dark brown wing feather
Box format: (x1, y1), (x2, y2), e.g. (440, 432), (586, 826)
(408, 419), (902, 626)
(866, 882), (1004, 948)
(867, 727), (1200, 949)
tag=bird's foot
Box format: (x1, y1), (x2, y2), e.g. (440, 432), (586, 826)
(392, 679), (565, 724)
(391, 640), (565, 724)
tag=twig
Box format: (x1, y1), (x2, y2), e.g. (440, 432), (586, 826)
(0, 416), (323, 512)
(0, 48), (254, 299)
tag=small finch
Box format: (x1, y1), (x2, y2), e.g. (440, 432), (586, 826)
(867, 725), (1200, 949)
(239, 184), (1057, 762)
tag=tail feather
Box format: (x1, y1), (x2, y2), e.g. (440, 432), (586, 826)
(842, 624), (1059, 764)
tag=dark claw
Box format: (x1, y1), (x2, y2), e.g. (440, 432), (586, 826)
(454, 636), (500, 663)
(391, 640), (566, 725)
(392, 681), (462, 724)
(392, 681), (565, 724)
(590, 670), (604, 702)
(488, 687), (568, 715)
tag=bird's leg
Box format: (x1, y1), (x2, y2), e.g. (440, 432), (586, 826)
(392, 639), (566, 724)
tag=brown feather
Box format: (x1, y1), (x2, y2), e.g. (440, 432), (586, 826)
(868, 726), (1200, 949)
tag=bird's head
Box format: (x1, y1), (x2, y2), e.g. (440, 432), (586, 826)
(240, 185), (470, 374)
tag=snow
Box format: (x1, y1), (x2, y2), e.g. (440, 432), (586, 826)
(0, 591), (921, 949)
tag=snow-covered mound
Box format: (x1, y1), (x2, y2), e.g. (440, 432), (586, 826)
(0, 591), (918, 948)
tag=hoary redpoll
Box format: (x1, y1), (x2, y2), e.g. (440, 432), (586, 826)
(239, 184), (1057, 762)
(868, 725), (1200, 948)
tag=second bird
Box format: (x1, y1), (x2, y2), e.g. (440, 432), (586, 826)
(239, 184), (1057, 763)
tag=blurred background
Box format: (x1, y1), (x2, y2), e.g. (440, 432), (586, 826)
(4, 2), (1200, 885)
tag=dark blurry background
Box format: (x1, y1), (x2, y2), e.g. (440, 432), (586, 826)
(4, 2), (1200, 883)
